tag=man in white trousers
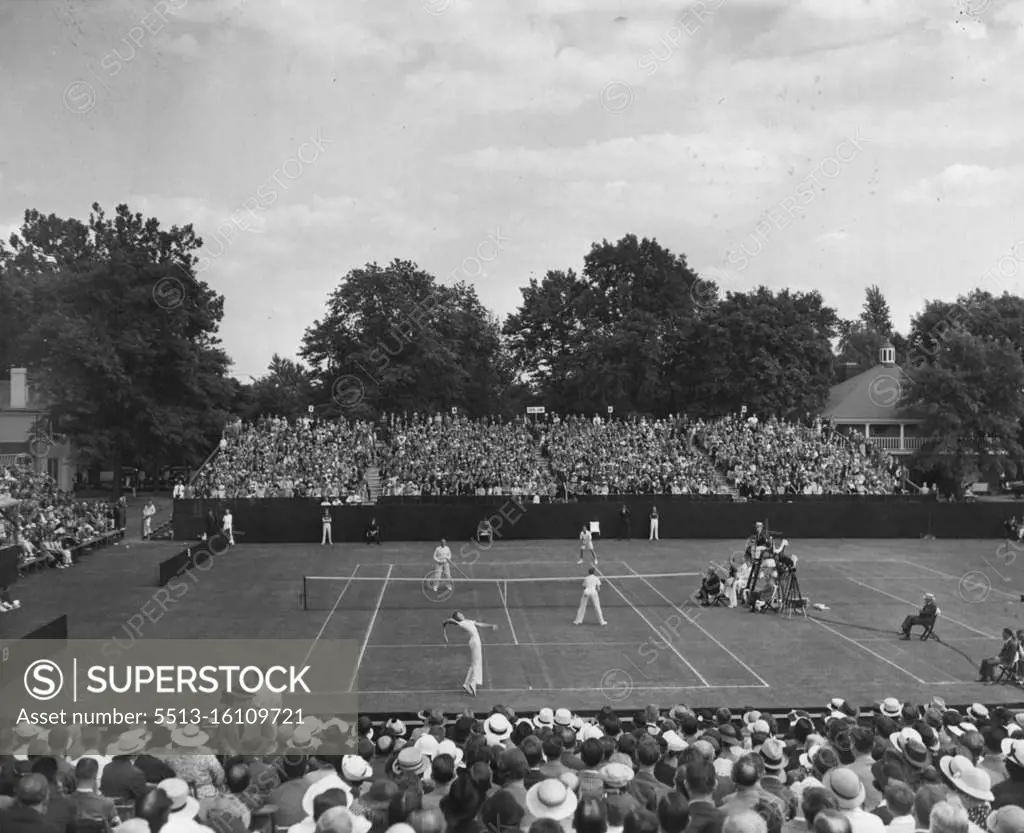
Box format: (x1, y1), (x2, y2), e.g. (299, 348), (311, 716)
(222, 509), (235, 546)
(578, 524), (597, 566)
(431, 538), (453, 592)
(649, 505), (659, 541)
(574, 568), (607, 626)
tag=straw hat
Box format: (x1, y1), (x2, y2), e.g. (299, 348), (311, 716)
(823, 767), (866, 810)
(159, 779), (199, 819)
(878, 698), (903, 719)
(392, 747), (428, 778)
(437, 739), (464, 768)
(302, 773), (352, 818)
(534, 708), (555, 730)
(525, 779), (578, 821)
(341, 756), (373, 782)
(949, 764), (994, 802)
(484, 714), (513, 746)
(170, 725), (210, 748)
(107, 729), (151, 756)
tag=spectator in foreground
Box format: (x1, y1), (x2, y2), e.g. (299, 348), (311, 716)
(928, 802), (969, 833)
(0, 774), (54, 833)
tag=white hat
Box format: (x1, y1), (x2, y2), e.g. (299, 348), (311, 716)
(525, 779), (578, 820)
(534, 708), (555, 730)
(159, 779), (199, 818)
(414, 734), (440, 758)
(437, 739), (464, 768)
(386, 718), (407, 737)
(554, 708), (573, 727)
(1001, 738), (1024, 768)
(341, 756), (373, 782)
(484, 714), (512, 745)
(302, 773), (352, 818)
(170, 725), (210, 748)
(577, 723), (604, 742)
(662, 731), (687, 754)
(108, 729), (151, 755)
(879, 698), (903, 718)
(968, 704), (990, 723)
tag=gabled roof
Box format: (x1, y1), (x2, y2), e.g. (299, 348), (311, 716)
(823, 363), (928, 422)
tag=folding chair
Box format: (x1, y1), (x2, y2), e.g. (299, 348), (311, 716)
(996, 657), (1024, 685)
(919, 609), (940, 641)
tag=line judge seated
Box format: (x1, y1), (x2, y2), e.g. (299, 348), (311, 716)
(900, 592), (937, 640)
(365, 517), (382, 545)
(476, 518), (493, 543)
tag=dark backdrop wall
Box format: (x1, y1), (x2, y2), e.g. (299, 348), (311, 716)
(172, 497), (1013, 543)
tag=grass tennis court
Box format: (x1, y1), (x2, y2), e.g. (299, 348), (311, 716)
(5, 537), (1024, 713)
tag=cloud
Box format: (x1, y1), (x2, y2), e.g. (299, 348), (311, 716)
(816, 230), (849, 242)
(894, 164), (1017, 206)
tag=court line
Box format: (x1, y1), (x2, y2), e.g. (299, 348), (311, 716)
(349, 564), (393, 692)
(339, 684), (769, 694)
(808, 617), (935, 685)
(856, 635), (992, 642)
(596, 568), (710, 688)
(306, 571), (702, 580)
(302, 564), (361, 667)
(621, 563), (771, 688)
(895, 558), (1021, 600)
(497, 583), (519, 645)
(365, 641), (645, 648)
(845, 577), (998, 639)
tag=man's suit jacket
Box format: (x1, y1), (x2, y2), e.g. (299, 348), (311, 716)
(134, 755), (176, 785)
(0, 806), (62, 833)
(524, 767), (545, 788)
(69, 791), (119, 828)
(761, 775), (798, 820)
(654, 759), (679, 788)
(849, 756), (882, 811)
(99, 760), (148, 802)
(687, 799), (725, 833)
(44, 792), (77, 833)
(560, 752), (585, 772)
(992, 777), (1024, 809)
(632, 769), (671, 811)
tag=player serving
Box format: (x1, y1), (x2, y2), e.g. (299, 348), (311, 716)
(578, 524), (597, 566)
(430, 538), (453, 593)
(574, 567), (607, 626)
(442, 611), (498, 696)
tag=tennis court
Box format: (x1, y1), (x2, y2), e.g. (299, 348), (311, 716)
(7, 536), (1024, 713)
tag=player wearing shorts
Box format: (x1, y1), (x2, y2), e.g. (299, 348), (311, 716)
(431, 538), (453, 592)
(442, 611), (498, 696)
(578, 525), (597, 566)
(574, 568), (607, 626)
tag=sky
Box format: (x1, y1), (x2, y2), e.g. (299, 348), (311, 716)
(1, 0), (1022, 380)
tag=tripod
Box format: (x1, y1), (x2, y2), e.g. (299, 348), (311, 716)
(777, 568), (807, 619)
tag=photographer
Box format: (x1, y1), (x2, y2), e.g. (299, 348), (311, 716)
(697, 567), (723, 606)
(1006, 517), (1023, 542)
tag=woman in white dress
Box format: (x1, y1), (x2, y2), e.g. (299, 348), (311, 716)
(442, 611), (498, 697)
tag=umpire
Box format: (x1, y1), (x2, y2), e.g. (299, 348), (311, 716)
(900, 592), (937, 639)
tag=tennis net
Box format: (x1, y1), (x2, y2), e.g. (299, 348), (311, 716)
(301, 572), (700, 611)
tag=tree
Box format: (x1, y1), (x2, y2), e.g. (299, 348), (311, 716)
(246, 355), (316, 421)
(670, 287), (838, 418)
(503, 235), (704, 414)
(5, 203), (233, 494)
(906, 290), (1024, 373)
(834, 285), (895, 378)
(861, 284), (893, 335)
(300, 260), (506, 418)
(901, 330), (1024, 496)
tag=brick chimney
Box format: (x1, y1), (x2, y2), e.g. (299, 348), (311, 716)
(10, 368), (27, 409)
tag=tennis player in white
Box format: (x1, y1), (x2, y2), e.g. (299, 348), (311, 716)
(222, 509), (234, 546)
(442, 611), (498, 696)
(431, 538), (453, 592)
(578, 525), (597, 565)
(574, 567), (607, 626)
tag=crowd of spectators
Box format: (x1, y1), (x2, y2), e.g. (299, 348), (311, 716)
(192, 416), (377, 501)
(187, 411), (914, 502)
(693, 416), (899, 498)
(4, 697), (1024, 833)
(0, 465), (121, 575)
(542, 416), (725, 498)
(378, 414), (557, 499)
